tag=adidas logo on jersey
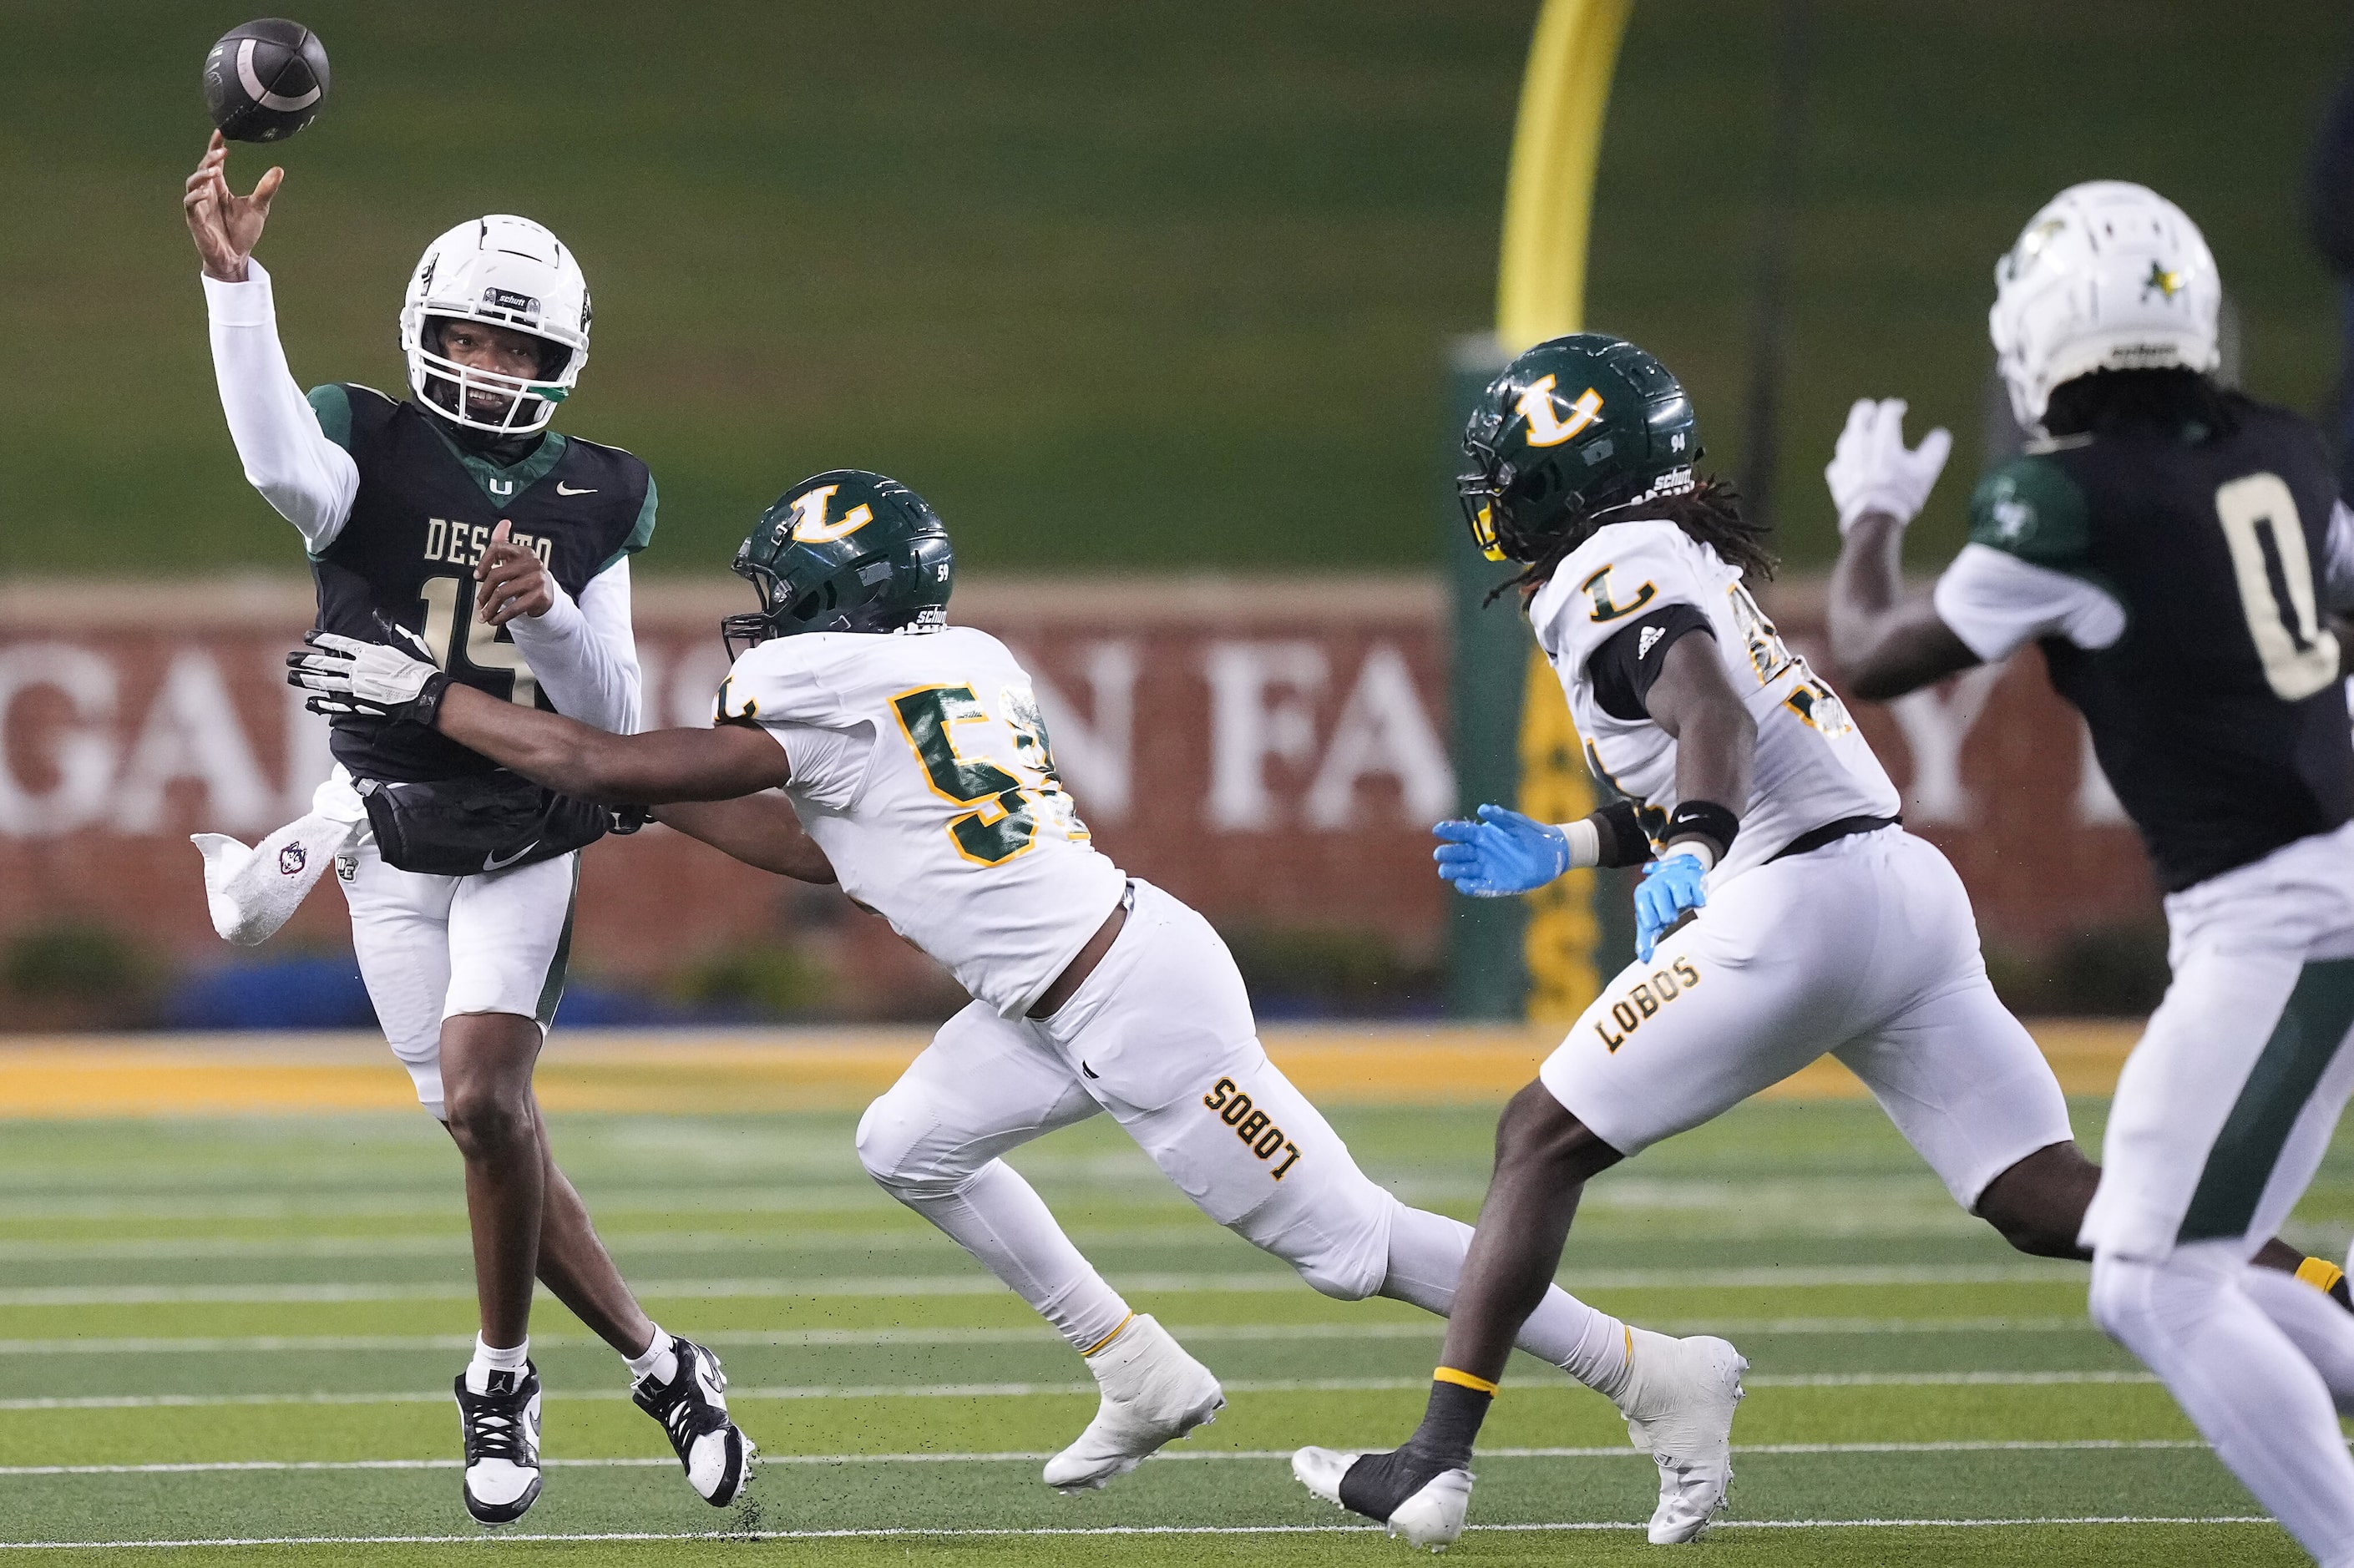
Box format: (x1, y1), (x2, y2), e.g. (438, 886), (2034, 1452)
(1638, 625), (1666, 660)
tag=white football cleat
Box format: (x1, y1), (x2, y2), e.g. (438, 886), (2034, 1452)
(1619, 1330), (1747, 1543)
(1293, 1445), (1472, 1551)
(454, 1363), (543, 1526)
(631, 1337), (755, 1506)
(1042, 1314), (1224, 1492)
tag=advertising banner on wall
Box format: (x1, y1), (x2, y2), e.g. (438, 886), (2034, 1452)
(0, 574), (2159, 1024)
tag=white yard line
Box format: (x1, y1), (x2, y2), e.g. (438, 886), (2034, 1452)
(0, 1263), (2086, 1309)
(0, 1192), (878, 1222)
(0, 1517), (2276, 1549)
(0, 1275), (1299, 1308)
(0, 1370), (2159, 1410)
(0, 1316), (2103, 1356)
(0, 1440), (2213, 1476)
(0, 1227), (1234, 1263)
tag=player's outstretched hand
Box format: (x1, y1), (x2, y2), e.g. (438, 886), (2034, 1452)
(1432, 804), (1569, 897)
(1633, 852), (1709, 962)
(1825, 397), (1952, 534)
(476, 520), (555, 626)
(183, 131), (283, 284)
(286, 625), (449, 724)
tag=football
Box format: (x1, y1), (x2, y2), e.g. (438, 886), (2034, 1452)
(201, 18), (330, 143)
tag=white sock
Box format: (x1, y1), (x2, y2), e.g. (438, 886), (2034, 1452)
(891, 1158), (1134, 1355)
(466, 1334), (529, 1395)
(2091, 1244), (2354, 1564)
(624, 1324), (679, 1387)
(1376, 1203), (1634, 1404)
(2245, 1266), (2354, 1414)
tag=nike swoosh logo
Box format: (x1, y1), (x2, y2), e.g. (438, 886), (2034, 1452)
(554, 483), (597, 495)
(483, 841), (540, 872)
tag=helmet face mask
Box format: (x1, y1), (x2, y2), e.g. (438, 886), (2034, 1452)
(1459, 335), (1700, 564)
(414, 316), (572, 432)
(721, 472), (956, 659)
(1989, 181), (2221, 431)
(400, 215), (591, 437)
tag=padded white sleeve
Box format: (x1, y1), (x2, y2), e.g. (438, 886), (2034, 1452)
(202, 258), (359, 551)
(1931, 542), (2127, 663)
(507, 557), (644, 734)
(2325, 499), (2354, 615)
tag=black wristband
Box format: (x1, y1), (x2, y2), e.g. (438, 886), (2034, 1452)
(1591, 799), (1652, 869)
(1663, 799), (1739, 862)
(398, 670), (453, 728)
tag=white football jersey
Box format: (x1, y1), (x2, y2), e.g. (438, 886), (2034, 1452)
(718, 626), (1128, 1017)
(1529, 518), (1900, 884)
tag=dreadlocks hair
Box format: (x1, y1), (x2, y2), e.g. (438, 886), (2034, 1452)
(2043, 367), (2240, 443)
(1483, 476), (1777, 607)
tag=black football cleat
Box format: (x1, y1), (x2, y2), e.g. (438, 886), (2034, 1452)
(632, 1337), (755, 1506)
(454, 1363), (544, 1525)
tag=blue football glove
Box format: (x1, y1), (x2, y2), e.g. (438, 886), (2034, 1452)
(1431, 804), (1569, 898)
(1633, 852), (1709, 962)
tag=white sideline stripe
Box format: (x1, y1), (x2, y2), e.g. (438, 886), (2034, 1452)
(0, 1263), (2084, 1308)
(0, 1370), (2158, 1410)
(0, 1315), (2105, 1357)
(0, 1440), (2215, 1476)
(0, 1518), (2276, 1549)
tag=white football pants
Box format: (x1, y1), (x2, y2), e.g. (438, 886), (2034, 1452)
(2083, 822), (2354, 1567)
(1539, 826), (2073, 1210)
(856, 879), (1637, 1389)
(336, 827), (579, 1121)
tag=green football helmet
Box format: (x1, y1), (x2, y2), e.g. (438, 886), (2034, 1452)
(1458, 332), (1701, 563)
(721, 470), (954, 655)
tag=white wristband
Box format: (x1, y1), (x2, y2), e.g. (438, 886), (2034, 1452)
(1560, 818), (1600, 871)
(1662, 836), (1718, 873)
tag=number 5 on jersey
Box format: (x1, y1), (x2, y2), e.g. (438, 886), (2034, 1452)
(893, 684), (1081, 867)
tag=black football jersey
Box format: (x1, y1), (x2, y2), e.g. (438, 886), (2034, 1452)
(306, 384), (655, 782)
(1964, 395), (2352, 890)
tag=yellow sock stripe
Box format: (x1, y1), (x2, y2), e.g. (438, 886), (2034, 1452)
(1432, 1365), (1500, 1398)
(1081, 1313), (1136, 1358)
(2297, 1257), (2346, 1295)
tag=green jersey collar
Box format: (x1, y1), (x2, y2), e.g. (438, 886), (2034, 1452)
(427, 420), (570, 505)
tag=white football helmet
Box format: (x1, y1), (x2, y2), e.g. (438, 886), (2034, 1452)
(398, 215), (590, 437)
(1989, 181), (2220, 432)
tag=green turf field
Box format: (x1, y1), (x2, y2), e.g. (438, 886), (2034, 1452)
(6, 1), (2341, 573)
(0, 1095), (2345, 1565)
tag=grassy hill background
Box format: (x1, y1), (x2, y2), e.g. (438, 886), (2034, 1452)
(3, 0), (2346, 575)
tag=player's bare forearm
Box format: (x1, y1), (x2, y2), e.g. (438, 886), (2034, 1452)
(1828, 510), (1982, 700)
(655, 797), (838, 884)
(433, 685), (791, 805)
(1644, 635), (1754, 827)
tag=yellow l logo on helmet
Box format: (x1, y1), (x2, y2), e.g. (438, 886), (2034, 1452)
(788, 484), (876, 544)
(1516, 376), (1605, 448)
